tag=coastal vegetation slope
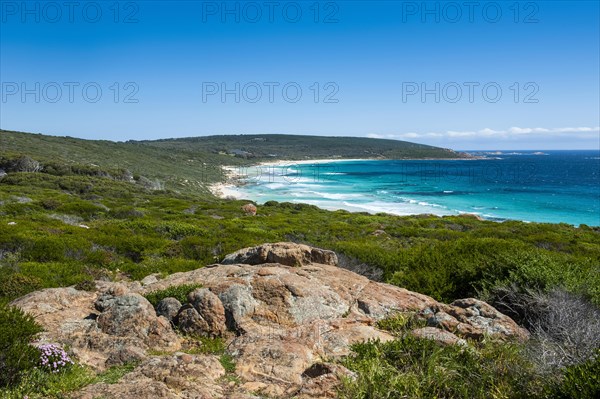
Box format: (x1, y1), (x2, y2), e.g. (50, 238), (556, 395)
(0, 130), (598, 398)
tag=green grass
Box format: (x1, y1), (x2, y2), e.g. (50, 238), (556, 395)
(183, 336), (227, 355)
(0, 365), (95, 399)
(143, 284), (203, 307)
(376, 312), (426, 334)
(94, 363), (138, 384)
(219, 354), (236, 373)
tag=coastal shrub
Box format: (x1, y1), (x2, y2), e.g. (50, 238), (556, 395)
(143, 283), (203, 307)
(40, 198), (62, 210)
(483, 251), (600, 305)
(85, 247), (118, 266)
(57, 201), (104, 219)
(105, 234), (165, 263)
(109, 206), (144, 219)
(42, 160), (72, 176)
(179, 236), (211, 261)
(47, 213), (85, 227)
(488, 286), (600, 371)
(74, 278), (97, 291)
(333, 241), (404, 277)
(23, 238), (66, 262)
(156, 222), (207, 240)
(0, 273), (43, 300)
(0, 250), (21, 272)
(0, 303), (43, 387)
(339, 336), (543, 399)
(1, 200), (38, 216)
(16, 262), (93, 291)
(4, 155), (42, 173)
(384, 238), (597, 303)
(0, 172), (64, 191)
(336, 252), (384, 281)
(547, 351), (600, 399)
(58, 177), (94, 194)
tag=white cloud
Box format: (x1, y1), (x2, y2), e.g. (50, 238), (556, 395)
(478, 128), (502, 136)
(447, 130), (477, 137)
(553, 127), (598, 133)
(380, 126), (599, 141)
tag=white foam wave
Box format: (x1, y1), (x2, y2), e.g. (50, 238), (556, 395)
(311, 191), (364, 200)
(264, 183), (286, 190)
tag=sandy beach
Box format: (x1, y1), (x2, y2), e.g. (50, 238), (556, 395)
(208, 159), (375, 199)
(208, 156), (484, 200)
(208, 182), (244, 199)
(254, 158), (375, 167)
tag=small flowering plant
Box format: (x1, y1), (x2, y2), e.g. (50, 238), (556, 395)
(37, 343), (74, 373)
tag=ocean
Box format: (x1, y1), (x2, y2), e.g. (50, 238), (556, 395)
(226, 151), (600, 226)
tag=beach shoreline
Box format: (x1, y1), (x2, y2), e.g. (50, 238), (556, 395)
(208, 156), (487, 201)
(254, 155), (484, 168)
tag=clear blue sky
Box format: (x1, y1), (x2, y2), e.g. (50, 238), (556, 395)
(1, 0), (598, 150)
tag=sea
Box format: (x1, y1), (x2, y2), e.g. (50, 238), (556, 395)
(226, 151), (600, 226)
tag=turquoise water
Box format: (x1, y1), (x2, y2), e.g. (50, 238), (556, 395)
(230, 151), (600, 226)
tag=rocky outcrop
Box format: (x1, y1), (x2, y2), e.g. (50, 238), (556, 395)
(222, 242), (338, 267)
(422, 298), (529, 341)
(74, 353), (231, 399)
(11, 283), (181, 370)
(155, 297), (182, 323)
(411, 327), (466, 346)
(11, 242), (528, 398)
(241, 203), (257, 216)
(188, 288), (227, 337)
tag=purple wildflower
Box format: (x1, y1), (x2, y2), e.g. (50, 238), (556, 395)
(36, 343), (74, 373)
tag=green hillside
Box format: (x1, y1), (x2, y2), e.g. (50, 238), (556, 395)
(0, 130), (468, 195)
(140, 134), (466, 160)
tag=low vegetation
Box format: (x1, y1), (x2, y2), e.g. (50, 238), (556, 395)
(340, 308), (599, 399)
(0, 304), (44, 387)
(340, 336), (544, 399)
(144, 284), (203, 307)
(0, 133), (598, 397)
(94, 363), (138, 385)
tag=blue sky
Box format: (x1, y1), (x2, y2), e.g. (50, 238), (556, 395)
(0, 0), (599, 150)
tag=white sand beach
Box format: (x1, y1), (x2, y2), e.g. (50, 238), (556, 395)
(209, 159), (373, 199)
(208, 182), (244, 199)
(255, 158), (375, 167)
